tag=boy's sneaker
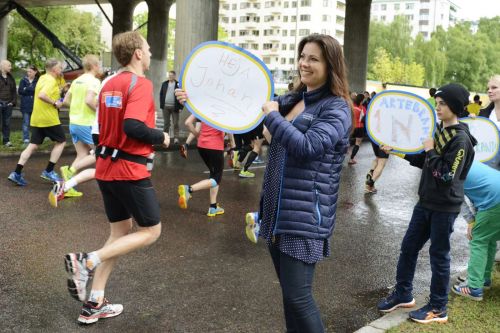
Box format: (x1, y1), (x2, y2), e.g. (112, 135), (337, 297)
(409, 303), (448, 324)
(4, 141), (13, 147)
(452, 282), (483, 301)
(7, 171), (27, 186)
(456, 275), (491, 289)
(78, 299), (124, 324)
(180, 144), (188, 159)
(41, 170), (61, 182)
(48, 181), (65, 208)
(60, 165), (74, 181)
(65, 187), (83, 198)
(239, 170), (255, 178)
(207, 205), (225, 217)
(64, 252), (93, 302)
(377, 290), (415, 313)
(178, 185), (191, 209)
(245, 212), (260, 243)
(253, 156), (265, 164)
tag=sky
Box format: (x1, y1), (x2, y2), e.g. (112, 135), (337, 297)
(452, 0), (500, 21)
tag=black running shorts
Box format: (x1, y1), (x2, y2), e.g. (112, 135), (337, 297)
(30, 125), (66, 144)
(97, 178), (161, 227)
(371, 141), (389, 159)
(352, 127), (365, 138)
(197, 147), (224, 184)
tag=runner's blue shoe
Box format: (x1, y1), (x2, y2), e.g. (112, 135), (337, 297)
(8, 172), (27, 186)
(207, 205), (224, 217)
(377, 290), (415, 313)
(41, 170), (62, 182)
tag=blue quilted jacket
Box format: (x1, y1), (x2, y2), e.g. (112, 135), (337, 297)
(262, 85), (351, 239)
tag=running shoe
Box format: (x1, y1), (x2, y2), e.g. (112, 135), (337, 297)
(64, 252), (93, 302)
(207, 205), (225, 217)
(253, 156), (265, 164)
(239, 170), (255, 178)
(7, 171), (27, 186)
(348, 159), (357, 165)
(78, 299), (124, 324)
(48, 181), (65, 208)
(65, 187), (83, 197)
(409, 303), (448, 324)
(60, 165), (75, 181)
(41, 170), (62, 182)
(180, 144), (188, 159)
(377, 290), (415, 313)
(232, 151), (241, 170)
(245, 212), (260, 244)
(452, 282), (483, 301)
(178, 185), (191, 209)
(365, 185), (378, 194)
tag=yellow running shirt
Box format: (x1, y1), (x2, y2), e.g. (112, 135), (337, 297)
(68, 73), (100, 126)
(30, 74), (62, 127)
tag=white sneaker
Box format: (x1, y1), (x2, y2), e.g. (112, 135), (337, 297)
(78, 299), (123, 324)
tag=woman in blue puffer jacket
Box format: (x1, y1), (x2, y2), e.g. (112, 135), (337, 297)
(17, 65), (39, 143)
(246, 34), (352, 332)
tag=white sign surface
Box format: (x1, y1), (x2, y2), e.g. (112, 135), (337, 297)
(366, 90), (436, 154)
(460, 117), (499, 162)
(180, 41), (274, 134)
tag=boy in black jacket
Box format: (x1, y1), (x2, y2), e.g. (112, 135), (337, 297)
(377, 83), (477, 324)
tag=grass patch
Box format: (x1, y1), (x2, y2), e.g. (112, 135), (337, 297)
(387, 263), (500, 333)
(0, 131), (72, 153)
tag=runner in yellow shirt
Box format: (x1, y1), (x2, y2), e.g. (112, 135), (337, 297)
(8, 59), (66, 186)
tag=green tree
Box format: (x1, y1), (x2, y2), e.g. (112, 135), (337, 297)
(368, 15), (414, 65)
(413, 34), (447, 87)
(7, 6), (105, 70)
(370, 47), (393, 83)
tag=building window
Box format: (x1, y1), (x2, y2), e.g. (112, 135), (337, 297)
(291, 16), (297, 22)
(264, 15), (275, 22)
(239, 30), (249, 36)
(251, 43), (259, 50)
(281, 58), (287, 64)
(321, 29), (331, 35)
(406, 3), (414, 10)
(381, 15), (386, 21)
(381, 4), (386, 11)
(323, 0), (329, 6)
(283, 16), (289, 22)
(300, 15), (311, 21)
(284, 1), (289, 8)
(301, 0), (311, 6)
(222, 4), (229, 10)
(252, 30), (260, 36)
(232, 4), (237, 10)
(263, 43), (273, 50)
(231, 31), (236, 37)
(231, 17), (236, 23)
(239, 43), (249, 49)
(394, 4), (400, 10)
(299, 29), (310, 36)
(290, 44), (295, 50)
(221, 17), (229, 23)
(240, 2), (250, 9)
(263, 57), (271, 64)
(407, 15), (414, 21)
(292, 1), (297, 8)
(282, 30), (288, 36)
(290, 30), (296, 36)
(282, 44), (287, 50)
(322, 15), (331, 22)
(373, 4), (378, 10)
(289, 58), (295, 64)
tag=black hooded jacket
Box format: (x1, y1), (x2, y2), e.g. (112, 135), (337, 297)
(404, 122), (477, 213)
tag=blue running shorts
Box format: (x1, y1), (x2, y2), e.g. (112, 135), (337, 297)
(69, 124), (93, 145)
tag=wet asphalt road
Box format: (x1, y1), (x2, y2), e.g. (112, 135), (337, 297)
(0, 142), (469, 332)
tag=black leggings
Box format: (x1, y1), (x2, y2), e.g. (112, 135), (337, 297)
(197, 147), (224, 185)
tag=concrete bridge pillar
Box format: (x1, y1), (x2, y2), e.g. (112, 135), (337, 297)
(0, 15), (8, 61)
(145, 0), (174, 121)
(344, 0), (372, 93)
(108, 0), (141, 70)
(174, 0), (219, 130)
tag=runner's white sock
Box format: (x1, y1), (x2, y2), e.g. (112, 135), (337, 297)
(64, 178), (78, 192)
(86, 252), (101, 270)
(88, 290), (104, 304)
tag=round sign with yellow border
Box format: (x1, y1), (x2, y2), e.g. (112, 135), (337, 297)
(180, 41), (274, 134)
(366, 90), (436, 154)
(459, 116), (499, 162)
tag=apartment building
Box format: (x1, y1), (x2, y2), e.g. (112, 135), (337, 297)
(219, 0), (346, 82)
(370, 0), (459, 39)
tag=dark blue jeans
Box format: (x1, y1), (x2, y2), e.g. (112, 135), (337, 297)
(0, 102), (12, 144)
(395, 204), (457, 308)
(22, 112), (31, 142)
(269, 245), (324, 333)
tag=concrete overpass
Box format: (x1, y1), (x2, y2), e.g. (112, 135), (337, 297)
(0, 0), (371, 105)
